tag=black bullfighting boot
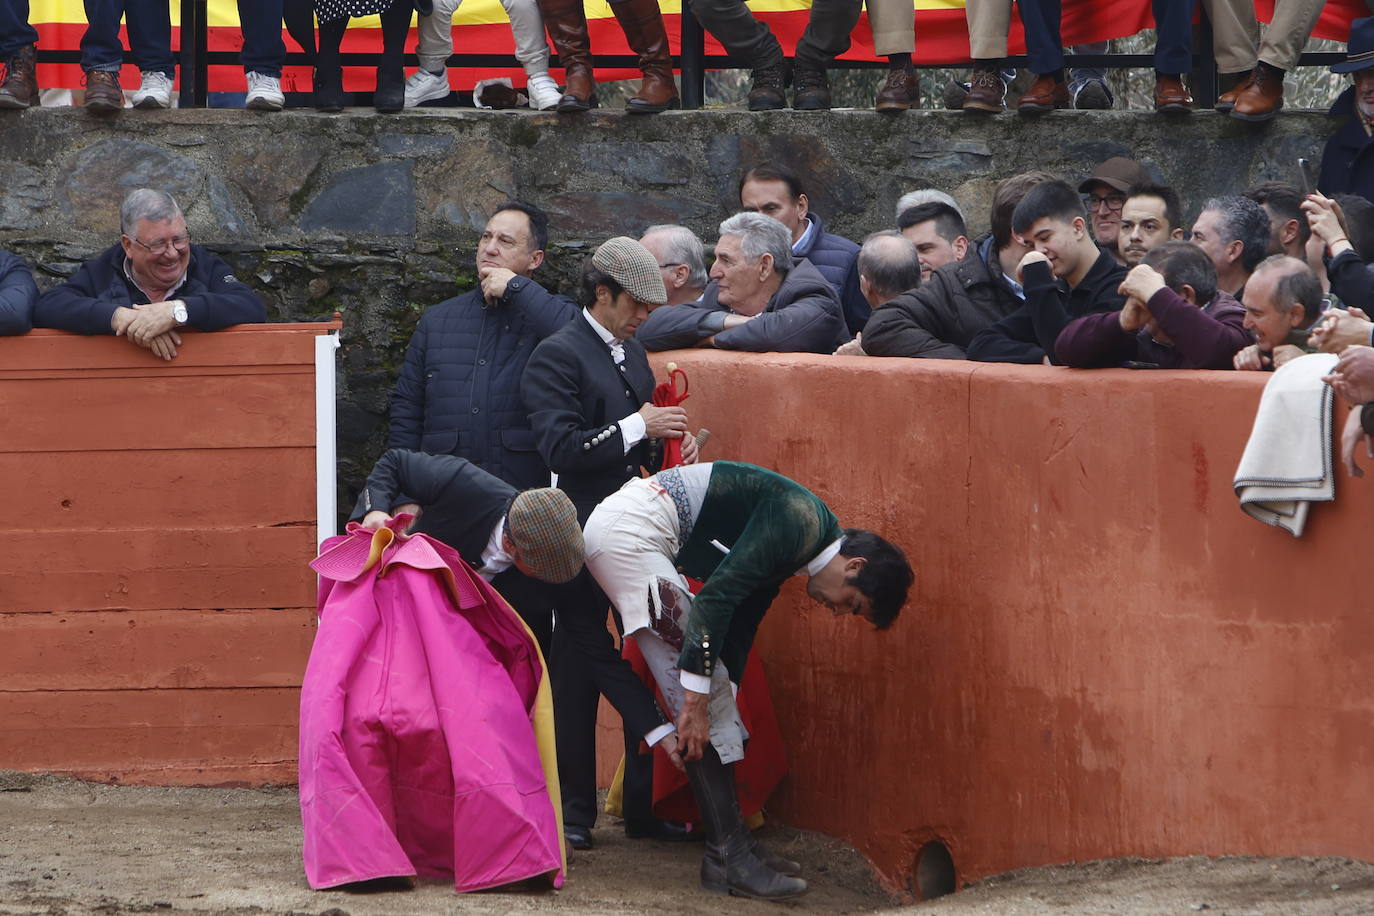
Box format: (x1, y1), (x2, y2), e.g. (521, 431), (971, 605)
(686, 745), (807, 900)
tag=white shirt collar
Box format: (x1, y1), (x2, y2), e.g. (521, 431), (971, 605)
(799, 537), (843, 577)
(478, 516), (513, 580)
(582, 308), (625, 362)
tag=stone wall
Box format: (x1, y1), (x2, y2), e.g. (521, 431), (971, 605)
(0, 107), (1337, 506)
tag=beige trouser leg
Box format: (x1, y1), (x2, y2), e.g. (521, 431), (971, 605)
(964, 0), (1011, 59)
(865, 0), (914, 56)
(1199, 0), (1259, 73)
(417, 0), (551, 73)
(1259, 0), (1327, 71)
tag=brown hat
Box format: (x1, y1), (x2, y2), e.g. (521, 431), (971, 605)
(593, 236), (668, 307)
(506, 488), (584, 584)
(1077, 157), (1150, 195)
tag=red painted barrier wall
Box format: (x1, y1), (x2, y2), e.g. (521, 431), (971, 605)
(602, 351), (1369, 896)
(0, 324), (336, 786)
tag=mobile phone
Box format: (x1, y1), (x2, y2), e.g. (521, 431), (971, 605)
(1122, 361), (1162, 370)
(1297, 157), (1318, 196)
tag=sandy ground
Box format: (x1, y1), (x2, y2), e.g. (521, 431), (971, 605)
(3, 773), (1374, 916)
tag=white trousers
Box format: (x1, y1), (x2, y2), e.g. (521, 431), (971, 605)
(584, 477), (749, 764)
(415, 0), (551, 74)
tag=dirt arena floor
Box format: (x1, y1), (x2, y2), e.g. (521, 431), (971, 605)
(3, 773), (1374, 916)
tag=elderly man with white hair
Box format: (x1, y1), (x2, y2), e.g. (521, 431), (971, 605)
(639, 224), (709, 307)
(33, 189), (267, 361)
(636, 212), (847, 353)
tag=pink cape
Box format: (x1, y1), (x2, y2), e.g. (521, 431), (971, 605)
(300, 518), (566, 892)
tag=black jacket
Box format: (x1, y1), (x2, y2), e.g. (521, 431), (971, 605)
(33, 243), (266, 334)
(388, 280), (578, 490)
(863, 238), (1023, 359)
(522, 315), (661, 521)
(967, 248), (1127, 365)
(636, 259), (848, 354)
(1319, 87), (1374, 204)
(0, 250), (37, 336)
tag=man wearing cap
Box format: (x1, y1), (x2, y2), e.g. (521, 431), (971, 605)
(523, 236), (697, 851)
(583, 460), (913, 899)
(1079, 157), (1151, 268)
(1319, 18), (1374, 204)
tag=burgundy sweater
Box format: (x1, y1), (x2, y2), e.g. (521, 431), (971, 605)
(1055, 287), (1249, 370)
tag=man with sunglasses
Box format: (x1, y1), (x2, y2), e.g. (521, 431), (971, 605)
(1078, 157), (1150, 268)
(34, 189), (266, 360)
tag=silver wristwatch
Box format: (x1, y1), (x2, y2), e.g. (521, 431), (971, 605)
(171, 300), (188, 325)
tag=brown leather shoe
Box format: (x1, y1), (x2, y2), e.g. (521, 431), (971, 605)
(539, 0), (597, 111)
(874, 68), (919, 111)
(1017, 74), (1068, 114)
(83, 69), (123, 112)
(747, 61), (787, 111)
(610, 0), (678, 114)
(1153, 74), (1193, 114)
(0, 44), (39, 110)
(962, 64), (1004, 113)
(1230, 66), (1284, 122)
(1213, 70), (1253, 112)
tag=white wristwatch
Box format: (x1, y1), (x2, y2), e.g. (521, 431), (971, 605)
(171, 300), (188, 325)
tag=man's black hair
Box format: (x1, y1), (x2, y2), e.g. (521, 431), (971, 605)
(1011, 180), (1087, 236)
(1125, 180), (1184, 234)
(1335, 193), (1374, 261)
(839, 529), (914, 630)
(1244, 182), (1312, 249)
(897, 202), (968, 243)
(991, 171), (1057, 250)
(1141, 241), (1218, 305)
(579, 264), (623, 310)
(738, 163), (806, 202)
(492, 200), (549, 251)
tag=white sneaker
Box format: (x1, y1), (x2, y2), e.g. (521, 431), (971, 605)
(131, 70), (172, 109)
(245, 71), (285, 111)
(404, 68), (451, 108)
(526, 71), (561, 110)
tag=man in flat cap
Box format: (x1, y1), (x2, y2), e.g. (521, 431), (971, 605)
(523, 237), (700, 851)
(583, 460), (913, 899)
(354, 448), (586, 651)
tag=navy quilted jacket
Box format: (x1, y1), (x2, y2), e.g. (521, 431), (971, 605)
(794, 212), (865, 336)
(388, 276), (578, 491)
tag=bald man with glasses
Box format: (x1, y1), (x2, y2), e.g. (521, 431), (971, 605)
(34, 189), (267, 361)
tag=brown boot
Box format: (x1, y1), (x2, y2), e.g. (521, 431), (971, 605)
(1230, 64), (1284, 122)
(0, 44), (39, 110)
(962, 63), (1005, 113)
(610, 0), (679, 114)
(874, 67), (919, 111)
(83, 69), (123, 113)
(540, 0), (596, 111)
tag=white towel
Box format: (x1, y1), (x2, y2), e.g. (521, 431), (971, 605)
(1233, 352), (1339, 537)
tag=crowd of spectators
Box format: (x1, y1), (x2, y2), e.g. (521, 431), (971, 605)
(5, 3), (1374, 114)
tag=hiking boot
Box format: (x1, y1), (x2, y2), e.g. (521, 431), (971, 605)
(791, 65), (830, 110)
(747, 61), (787, 111)
(0, 44), (39, 110)
(83, 69), (123, 112)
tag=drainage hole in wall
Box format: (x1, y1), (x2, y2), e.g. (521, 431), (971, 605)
(915, 840), (956, 900)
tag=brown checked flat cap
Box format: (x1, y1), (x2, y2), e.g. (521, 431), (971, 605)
(507, 488), (584, 584)
(593, 236), (668, 306)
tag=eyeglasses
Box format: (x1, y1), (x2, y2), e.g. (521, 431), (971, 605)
(127, 234), (190, 256)
(658, 262), (684, 270)
(1084, 193), (1127, 213)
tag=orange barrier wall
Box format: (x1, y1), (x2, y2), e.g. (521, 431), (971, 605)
(599, 351), (1370, 896)
(0, 324), (337, 786)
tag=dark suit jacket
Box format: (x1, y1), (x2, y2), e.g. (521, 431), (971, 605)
(522, 315), (661, 521)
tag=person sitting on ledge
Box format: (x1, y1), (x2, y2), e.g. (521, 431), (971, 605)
(33, 189), (267, 361)
(1056, 241), (1249, 370)
(635, 212), (847, 354)
(967, 179), (1126, 365)
(0, 249), (36, 336)
(1232, 255), (1323, 371)
(0, 1), (39, 109)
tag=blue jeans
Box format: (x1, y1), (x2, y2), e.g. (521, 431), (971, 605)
(238, 0), (286, 75)
(1152, 0), (1198, 75)
(0, 1), (39, 60)
(81, 0), (175, 76)
(1019, 0), (1196, 76)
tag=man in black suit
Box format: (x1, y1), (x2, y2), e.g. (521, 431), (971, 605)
(350, 448), (588, 652)
(523, 236), (699, 849)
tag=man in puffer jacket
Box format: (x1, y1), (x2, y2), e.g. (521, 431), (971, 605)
(0, 250), (36, 335)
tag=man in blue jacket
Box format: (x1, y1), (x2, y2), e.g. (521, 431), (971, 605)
(1319, 17), (1374, 205)
(389, 201), (578, 496)
(33, 189), (266, 360)
(636, 212), (848, 353)
(738, 164), (868, 334)
(0, 251), (36, 335)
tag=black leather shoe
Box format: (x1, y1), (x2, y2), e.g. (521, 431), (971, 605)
(565, 825), (594, 850)
(625, 818), (697, 841)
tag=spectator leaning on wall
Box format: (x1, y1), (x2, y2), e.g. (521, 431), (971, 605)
(1232, 254), (1323, 371)
(33, 189), (266, 361)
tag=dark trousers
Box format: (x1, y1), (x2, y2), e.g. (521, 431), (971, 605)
(552, 570), (664, 830)
(1153, 0), (1198, 75)
(0, 1), (38, 60)
(81, 0), (174, 76)
(490, 567), (556, 659)
(237, 0), (287, 75)
(1018, 0), (1196, 76)
(686, 0), (866, 69)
